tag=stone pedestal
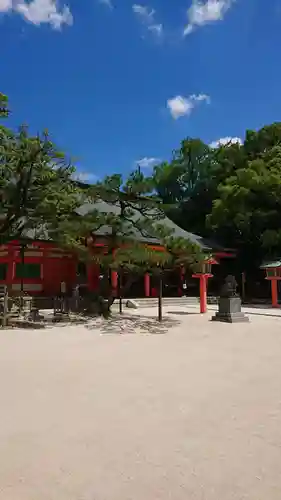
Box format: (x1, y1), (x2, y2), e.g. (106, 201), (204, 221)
(212, 296), (249, 323)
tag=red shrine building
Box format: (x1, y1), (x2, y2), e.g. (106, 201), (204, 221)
(0, 202), (235, 313)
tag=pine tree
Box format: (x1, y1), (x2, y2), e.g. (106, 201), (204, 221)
(0, 93), (8, 117)
(0, 120), (204, 318)
(62, 168), (205, 317)
(0, 125), (84, 245)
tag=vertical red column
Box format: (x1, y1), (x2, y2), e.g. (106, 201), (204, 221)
(193, 269), (213, 314)
(271, 279), (279, 308)
(200, 275), (207, 314)
(144, 273), (150, 297)
(111, 270), (118, 295)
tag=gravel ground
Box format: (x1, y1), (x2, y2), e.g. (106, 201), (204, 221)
(0, 307), (281, 499)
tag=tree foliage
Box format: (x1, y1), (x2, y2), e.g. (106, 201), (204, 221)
(63, 168), (204, 275)
(208, 142), (281, 269)
(0, 93), (8, 117)
(153, 138), (217, 235)
(0, 116), (204, 315)
(153, 123), (281, 274)
(0, 125), (83, 245)
(49, 168), (204, 316)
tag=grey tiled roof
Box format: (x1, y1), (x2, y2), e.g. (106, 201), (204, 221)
(260, 260), (281, 269)
(79, 201), (224, 251)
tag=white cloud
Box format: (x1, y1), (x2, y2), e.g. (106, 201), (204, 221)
(132, 4), (154, 21)
(167, 94), (210, 119)
(98, 0), (113, 8)
(135, 157), (161, 169)
(0, 0), (12, 12)
(132, 4), (163, 37)
(184, 0), (233, 36)
(15, 0), (73, 30)
(148, 23), (163, 36)
(209, 136), (242, 148)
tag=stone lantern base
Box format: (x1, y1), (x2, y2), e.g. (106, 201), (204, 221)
(212, 297), (249, 323)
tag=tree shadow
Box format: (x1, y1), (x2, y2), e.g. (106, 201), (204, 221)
(86, 313), (181, 335)
(42, 313), (94, 328)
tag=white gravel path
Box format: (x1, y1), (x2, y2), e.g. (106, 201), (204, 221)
(0, 307), (281, 499)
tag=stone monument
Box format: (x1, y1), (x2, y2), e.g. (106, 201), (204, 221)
(212, 275), (249, 323)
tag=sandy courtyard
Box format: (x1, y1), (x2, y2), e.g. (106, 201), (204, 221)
(0, 307), (281, 499)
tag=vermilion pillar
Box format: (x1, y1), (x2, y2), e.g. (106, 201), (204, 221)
(262, 266), (281, 308)
(199, 275), (207, 313)
(144, 273), (150, 297)
(271, 279), (279, 308)
(192, 273), (213, 314)
(111, 270), (118, 295)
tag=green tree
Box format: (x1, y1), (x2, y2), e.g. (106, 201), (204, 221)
(153, 138), (220, 235)
(208, 142), (281, 271)
(0, 93), (8, 117)
(244, 122), (281, 159)
(0, 122), (203, 316)
(153, 123), (281, 286)
(63, 168), (204, 316)
(0, 125), (84, 245)
(154, 138), (211, 205)
(154, 137), (249, 238)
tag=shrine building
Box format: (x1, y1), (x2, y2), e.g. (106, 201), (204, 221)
(0, 201), (235, 313)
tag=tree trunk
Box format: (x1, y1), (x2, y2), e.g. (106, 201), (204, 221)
(95, 273), (137, 318)
(158, 274), (163, 322)
(118, 269), (123, 315)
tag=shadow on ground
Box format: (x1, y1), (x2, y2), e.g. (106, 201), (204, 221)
(167, 310), (199, 316)
(86, 314), (181, 335)
(241, 303), (281, 317)
(244, 311), (281, 318)
(45, 314), (92, 328)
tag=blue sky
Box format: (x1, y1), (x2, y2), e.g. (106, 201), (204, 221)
(1, 0), (281, 180)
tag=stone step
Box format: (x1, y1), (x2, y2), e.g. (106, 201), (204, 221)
(112, 297), (200, 309)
